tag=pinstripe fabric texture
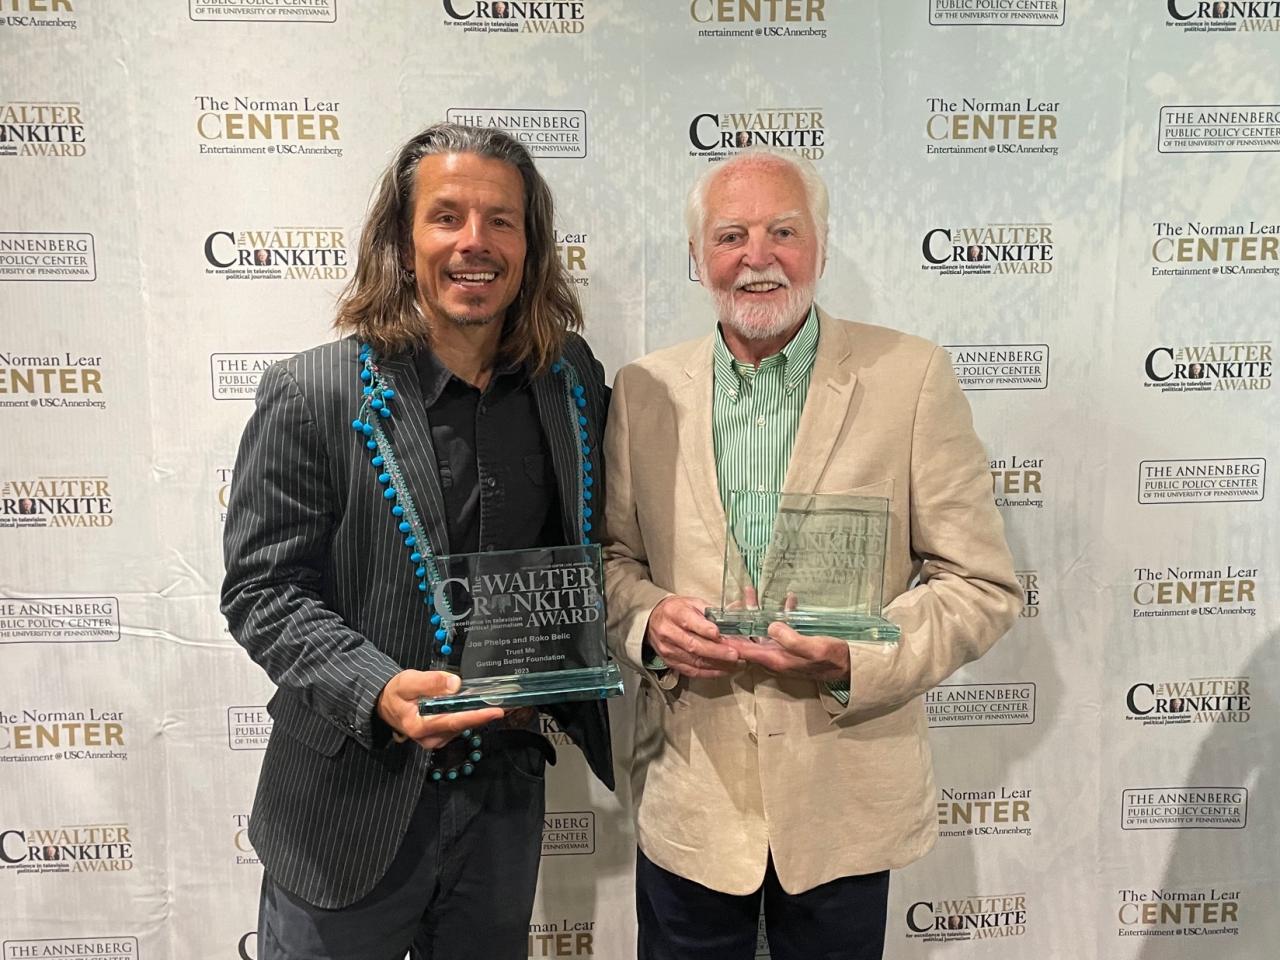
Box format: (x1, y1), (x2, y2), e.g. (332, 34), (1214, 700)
(221, 332), (613, 910)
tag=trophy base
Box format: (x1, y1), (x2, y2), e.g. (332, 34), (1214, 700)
(706, 609), (901, 645)
(417, 664), (625, 715)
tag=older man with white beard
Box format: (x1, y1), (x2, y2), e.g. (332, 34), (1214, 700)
(602, 151), (1021, 960)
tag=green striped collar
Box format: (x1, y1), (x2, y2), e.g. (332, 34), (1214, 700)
(713, 305), (819, 401)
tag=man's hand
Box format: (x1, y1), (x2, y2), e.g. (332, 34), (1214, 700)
(721, 621), (850, 682)
(376, 670), (505, 749)
(645, 596), (741, 679)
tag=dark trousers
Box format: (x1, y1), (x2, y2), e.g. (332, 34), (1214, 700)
(636, 848), (889, 960)
(257, 737), (548, 960)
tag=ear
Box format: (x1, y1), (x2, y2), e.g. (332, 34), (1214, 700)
(689, 240), (703, 284)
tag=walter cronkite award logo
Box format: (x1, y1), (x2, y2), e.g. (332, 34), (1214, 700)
(1151, 219), (1280, 277)
(0, 823), (133, 875)
(1124, 676), (1252, 725)
(937, 784), (1033, 839)
(905, 893), (1027, 942)
(0, 101), (85, 158)
(0, 0), (79, 31)
(190, 0), (337, 21)
(1143, 340), (1272, 393)
(1015, 570), (1040, 618)
(688, 109), (826, 162)
(441, 0), (585, 34)
(1158, 105), (1280, 154)
(1138, 458), (1265, 504)
(930, 0), (1065, 26)
(925, 97), (1061, 155)
(194, 95), (342, 158)
(0, 349), (105, 411)
(204, 227), (348, 281)
(923, 224), (1054, 275)
(0, 476), (112, 528)
(1165, 0), (1280, 33)
(1116, 887), (1241, 938)
(689, 0), (829, 39)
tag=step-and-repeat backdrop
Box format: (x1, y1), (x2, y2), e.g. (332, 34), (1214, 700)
(3, 1), (1277, 957)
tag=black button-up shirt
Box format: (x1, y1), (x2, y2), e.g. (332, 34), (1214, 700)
(414, 347), (562, 556)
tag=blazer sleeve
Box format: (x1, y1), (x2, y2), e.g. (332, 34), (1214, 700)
(602, 364), (679, 690)
(830, 346), (1022, 721)
(220, 361), (401, 749)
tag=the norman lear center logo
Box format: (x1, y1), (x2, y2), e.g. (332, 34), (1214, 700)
(0, 706), (126, 763)
(3, 940), (138, 960)
(946, 346), (1049, 390)
(689, 0), (828, 39)
(541, 811), (595, 855)
(0, 0), (79, 31)
(1121, 787), (1247, 830)
(528, 918), (595, 957)
(929, 0), (1065, 26)
(1125, 676), (1251, 725)
(1165, 1), (1280, 32)
(1151, 219), (1280, 277)
(1159, 105), (1280, 153)
(556, 229), (589, 287)
(924, 225), (1054, 274)
(0, 823), (133, 874)
(227, 705), (273, 750)
(0, 233), (95, 281)
(1139, 458), (1265, 504)
(442, 1), (584, 34)
(0, 349), (105, 411)
(1116, 887), (1241, 939)
(190, 0), (336, 22)
(211, 352), (292, 400)
(905, 893), (1027, 942)
(194, 96), (342, 158)
(447, 108), (585, 159)
(938, 785), (1033, 838)
(925, 683), (1036, 727)
(1143, 340), (1272, 392)
(204, 227), (348, 281)
(926, 98), (1060, 155)
(0, 101), (85, 158)
(990, 454), (1044, 508)
(233, 814), (259, 865)
(688, 109), (825, 161)
(1131, 562), (1258, 620)
(0, 596), (120, 645)
(0, 476), (113, 527)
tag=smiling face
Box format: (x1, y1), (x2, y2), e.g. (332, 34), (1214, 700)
(697, 159), (820, 341)
(404, 151), (527, 330)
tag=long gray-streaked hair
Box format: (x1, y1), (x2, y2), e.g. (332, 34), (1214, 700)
(333, 122), (581, 373)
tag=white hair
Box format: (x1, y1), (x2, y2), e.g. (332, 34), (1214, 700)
(684, 149), (829, 271)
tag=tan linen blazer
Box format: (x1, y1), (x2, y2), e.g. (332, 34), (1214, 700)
(603, 308), (1022, 896)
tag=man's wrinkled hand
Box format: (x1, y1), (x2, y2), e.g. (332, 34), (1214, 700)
(645, 596), (741, 679)
(721, 621), (850, 682)
(376, 670), (505, 749)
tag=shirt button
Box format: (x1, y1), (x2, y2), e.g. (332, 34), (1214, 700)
(485, 476), (497, 489)
(755, 415), (766, 427)
(757, 484), (766, 492)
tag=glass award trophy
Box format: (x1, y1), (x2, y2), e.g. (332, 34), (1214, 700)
(417, 544), (624, 714)
(705, 491), (901, 645)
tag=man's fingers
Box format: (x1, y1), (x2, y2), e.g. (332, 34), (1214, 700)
(681, 634), (739, 664)
(396, 669), (464, 700)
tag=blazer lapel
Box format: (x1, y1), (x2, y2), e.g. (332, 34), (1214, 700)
(675, 336), (727, 556)
(531, 373), (581, 544)
(372, 353), (452, 558)
(782, 308), (859, 496)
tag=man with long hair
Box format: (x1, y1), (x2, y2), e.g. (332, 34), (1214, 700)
(222, 122), (613, 959)
(603, 151), (1020, 959)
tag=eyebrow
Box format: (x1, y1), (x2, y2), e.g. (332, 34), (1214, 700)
(709, 210), (805, 233)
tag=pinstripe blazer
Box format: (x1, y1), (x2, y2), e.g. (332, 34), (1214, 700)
(221, 332), (613, 909)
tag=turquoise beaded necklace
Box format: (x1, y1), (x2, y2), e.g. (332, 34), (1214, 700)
(350, 341), (595, 781)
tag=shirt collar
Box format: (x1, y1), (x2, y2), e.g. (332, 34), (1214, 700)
(412, 344), (525, 406)
(713, 305), (819, 399)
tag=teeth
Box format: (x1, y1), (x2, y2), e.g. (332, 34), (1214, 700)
(741, 282), (782, 292)
(451, 272), (497, 282)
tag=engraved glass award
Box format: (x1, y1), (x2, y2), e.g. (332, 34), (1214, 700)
(705, 491), (901, 644)
(417, 543), (624, 714)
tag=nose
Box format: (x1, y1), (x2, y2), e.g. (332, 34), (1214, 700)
(456, 211), (490, 255)
(741, 228), (774, 270)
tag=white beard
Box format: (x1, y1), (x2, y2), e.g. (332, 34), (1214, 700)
(711, 267), (813, 341)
